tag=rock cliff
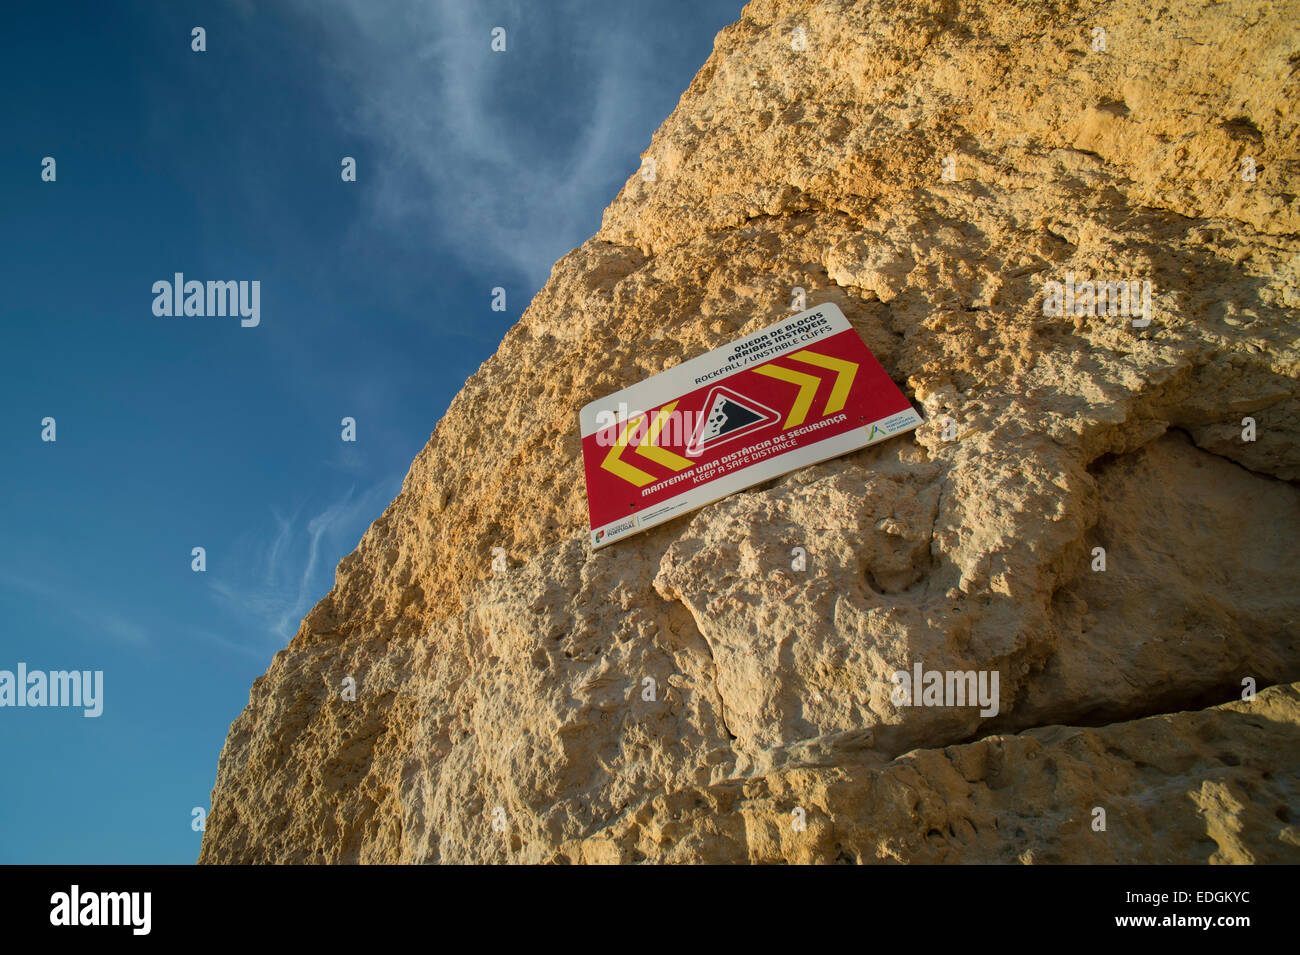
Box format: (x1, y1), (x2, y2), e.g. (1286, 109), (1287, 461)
(200, 0), (1300, 863)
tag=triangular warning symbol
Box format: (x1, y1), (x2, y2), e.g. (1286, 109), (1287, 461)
(686, 386), (780, 457)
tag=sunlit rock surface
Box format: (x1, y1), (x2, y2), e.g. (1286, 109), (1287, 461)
(200, 0), (1300, 864)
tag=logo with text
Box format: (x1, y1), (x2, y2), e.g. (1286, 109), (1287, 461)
(890, 662), (1000, 717)
(1042, 272), (1152, 327)
(50, 885), (150, 935)
(0, 663), (103, 718)
(152, 273), (260, 327)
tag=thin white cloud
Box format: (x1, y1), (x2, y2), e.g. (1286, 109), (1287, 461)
(184, 625), (270, 662)
(0, 569), (150, 649)
(208, 478), (399, 647)
(293, 0), (659, 288)
(266, 511), (292, 574)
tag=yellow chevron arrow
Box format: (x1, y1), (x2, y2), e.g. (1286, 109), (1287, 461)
(754, 363), (822, 428)
(635, 401), (694, 471)
(601, 415), (656, 487)
(789, 349), (858, 414)
(601, 402), (695, 487)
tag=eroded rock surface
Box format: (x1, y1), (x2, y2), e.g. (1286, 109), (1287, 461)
(200, 0), (1300, 864)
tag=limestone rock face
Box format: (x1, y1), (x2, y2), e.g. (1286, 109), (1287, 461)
(199, 0), (1300, 864)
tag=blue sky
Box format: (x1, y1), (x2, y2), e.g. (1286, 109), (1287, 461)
(0, 0), (743, 864)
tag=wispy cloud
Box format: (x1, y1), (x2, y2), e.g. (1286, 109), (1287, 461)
(0, 569), (150, 649)
(209, 478), (399, 647)
(289, 0), (665, 288)
(183, 624), (271, 662)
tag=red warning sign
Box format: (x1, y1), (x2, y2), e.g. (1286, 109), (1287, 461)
(686, 386), (780, 456)
(579, 304), (922, 547)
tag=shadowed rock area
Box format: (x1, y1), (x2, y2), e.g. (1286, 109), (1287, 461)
(200, 0), (1300, 864)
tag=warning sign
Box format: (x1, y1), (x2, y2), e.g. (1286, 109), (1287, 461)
(687, 387), (779, 456)
(579, 303), (922, 548)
